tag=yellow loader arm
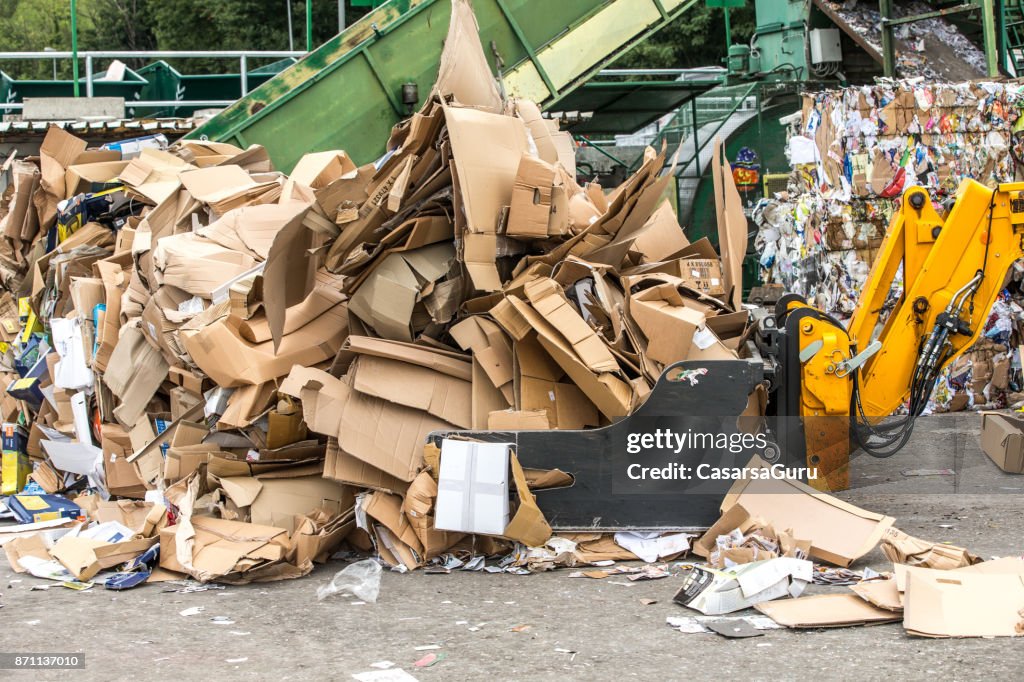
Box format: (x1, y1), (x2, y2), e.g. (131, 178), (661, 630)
(764, 179), (1024, 490)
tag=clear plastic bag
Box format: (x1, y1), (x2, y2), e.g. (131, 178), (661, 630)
(316, 559), (382, 603)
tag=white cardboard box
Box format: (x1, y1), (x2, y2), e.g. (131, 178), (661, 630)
(435, 439), (511, 536)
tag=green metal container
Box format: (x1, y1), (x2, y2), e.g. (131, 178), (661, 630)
(727, 44), (750, 75)
(1, 65), (148, 110)
(136, 59), (297, 118)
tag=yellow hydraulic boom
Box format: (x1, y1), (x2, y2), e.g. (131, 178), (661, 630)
(767, 179), (1024, 490)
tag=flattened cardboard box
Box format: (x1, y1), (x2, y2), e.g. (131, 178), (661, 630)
(249, 476), (354, 534)
(902, 563), (1024, 638)
(348, 354), (472, 429)
(850, 578), (903, 612)
(160, 515), (299, 584)
(755, 593), (902, 628)
(285, 366), (438, 483)
(721, 460), (895, 567)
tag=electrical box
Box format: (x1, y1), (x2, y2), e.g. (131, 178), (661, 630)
(809, 28), (842, 64)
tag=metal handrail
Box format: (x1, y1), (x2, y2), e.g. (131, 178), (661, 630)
(0, 50), (307, 100)
(0, 50), (306, 59)
(1, 101), (234, 110)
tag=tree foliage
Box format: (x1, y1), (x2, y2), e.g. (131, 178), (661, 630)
(613, 5), (757, 70)
(0, 1), (755, 80)
(0, 0), (371, 78)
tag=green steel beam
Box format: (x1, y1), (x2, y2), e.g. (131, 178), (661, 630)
(879, 0), (895, 78)
(307, 1), (314, 52)
(982, 0), (1000, 76)
(493, 0), (559, 100)
(881, 3), (975, 26)
(71, 0), (79, 97)
(574, 135), (631, 168)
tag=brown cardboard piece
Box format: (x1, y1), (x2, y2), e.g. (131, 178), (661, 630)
(349, 354), (472, 429)
(507, 153), (569, 240)
(288, 150), (357, 190)
(160, 515), (298, 584)
(515, 335), (599, 429)
(64, 159), (126, 199)
(34, 126), (88, 228)
(691, 504), (759, 559)
(449, 316), (514, 403)
(514, 99), (575, 175)
(151, 232), (258, 298)
(492, 295), (632, 420)
(290, 507), (355, 566)
(49, 536), (109, 581)
(324, 438), (409, 495)
(103, 327), (170, 426)
(902, 561), (1024, 638)
(721, 460), (895, 567)
(755, 593), (902, 628)
(524, 278), (619, 373)
(347, 242), (456, 341)
(711, 139), (747, 310)
(431, 0), (502, 112)
(183, 303), (347, 387)
(5, 533), (53, 573)
(363, 490), (423, 570)
(337, 336), (472, 381)
(627, 279), (706, 366)
(101, 423), (146, 498)
(402, 471), (464, 559)
(850, 578), (903, 612)
(503, 452), (553, 547)
(444, 104), (530, 290)
(248, 476), (354, 534)
(284, 366), (437, 483)
(252, 200), (316, 348)
(629, 200), (690, 263)
(488, 409), (551, 430)
(879, 527), (981, 569)
(119, 148), (193, 204)
(92, 261), (128, 373)
(198, 200), (308, 261)
(979, 411), (1024, 473)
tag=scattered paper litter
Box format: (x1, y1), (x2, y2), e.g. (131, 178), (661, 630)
(352, 670), (420, 682)
(613, 531), (691, 563)
(179, 607), (205, 617)
(666, 615), (784, 634)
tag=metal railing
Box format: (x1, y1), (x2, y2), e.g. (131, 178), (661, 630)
(0, 50), (307, 110)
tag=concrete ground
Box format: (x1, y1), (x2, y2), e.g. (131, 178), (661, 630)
(2, 412), (1022, 682)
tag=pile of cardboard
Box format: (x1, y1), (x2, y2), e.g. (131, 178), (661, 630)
(0, 1), (750, 583)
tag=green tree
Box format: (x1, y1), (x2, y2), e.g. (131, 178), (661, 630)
(0, 0), (372, 79)
(613, 5), (757, 70)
